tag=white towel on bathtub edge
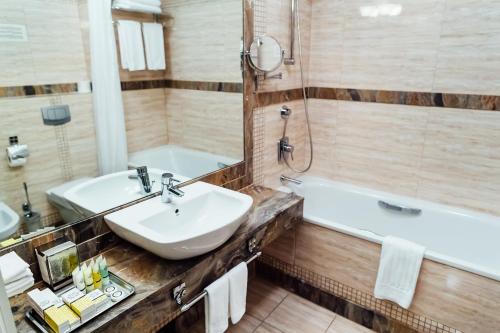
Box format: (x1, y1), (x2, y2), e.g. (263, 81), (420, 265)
(374, 236), (425, 309)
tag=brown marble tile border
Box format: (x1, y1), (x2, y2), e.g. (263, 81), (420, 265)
(309, 87), (500, 111)
(0, 83), (79, 98)
(120, 79), (243, 93)
(258, 255), (460, 333)
(0, 79), (244, 98)
(255, 86), (500, 111)
(256, 88), (304, 107)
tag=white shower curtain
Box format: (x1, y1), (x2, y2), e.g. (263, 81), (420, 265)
(88, 0), (129, 175)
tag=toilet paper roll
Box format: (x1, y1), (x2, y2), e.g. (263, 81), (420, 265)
(7, 156), (26, 168)
(6, 144), (28, 167)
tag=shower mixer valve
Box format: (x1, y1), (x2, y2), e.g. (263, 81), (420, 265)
(278, 136), (295, 162)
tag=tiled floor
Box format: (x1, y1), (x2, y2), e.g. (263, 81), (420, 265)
(188, 278), (374, 333)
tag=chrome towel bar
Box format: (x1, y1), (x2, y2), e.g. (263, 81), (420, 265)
(176, 251), (262, 313)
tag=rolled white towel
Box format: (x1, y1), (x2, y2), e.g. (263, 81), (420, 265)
(0, 252), (30, 284)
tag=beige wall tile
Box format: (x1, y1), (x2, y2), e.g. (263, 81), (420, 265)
(308, 0), (500, 95)
(295, 223), (379, 294)
(258, 0), (312, 92)
(308, 0), (344, 88)
(0, 0), (88, 86)
(433, 0), (500, 94)
(341, 0), (444, 92)
(418, 108), (500, 215)
(165, 89), (244, 160)
(123, 89), (169, 153)
(161, 0), (242, 83)
(0, 93), (98, 223)
(332, 101), (428, 197)
(304, 99), (337, 179)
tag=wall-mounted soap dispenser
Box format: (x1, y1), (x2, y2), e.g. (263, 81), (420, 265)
(6, 136), (29, 168)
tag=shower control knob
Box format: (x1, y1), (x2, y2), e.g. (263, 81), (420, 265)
(278, 137), (295, 162)
(280, 105), (292, 119)
(283, 144), (294, 160)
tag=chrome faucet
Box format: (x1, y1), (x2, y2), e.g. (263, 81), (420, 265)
(136, 166), (152, 194)
(161, 173), (184, 203)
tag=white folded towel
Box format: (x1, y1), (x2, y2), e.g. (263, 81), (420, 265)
(6, 276), (34, 297)
(0, 252), (30, 284)
(142, 23), (166, 70)
(117, 20), (146, 71)
(204, 275), (229, 333)
(228, 262), (247, 324)
(113, 0), (162, 14)
(374, 236), (425, 309)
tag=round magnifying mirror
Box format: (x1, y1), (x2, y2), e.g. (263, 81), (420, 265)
(247, 36), (284, 73)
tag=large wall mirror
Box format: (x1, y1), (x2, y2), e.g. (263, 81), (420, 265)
(0, 0), (244, 248)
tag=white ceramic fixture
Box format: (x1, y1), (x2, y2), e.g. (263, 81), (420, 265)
(0, 202), (20, 240)
(104, 182), (253, 259)
(64, 169), (189, 214)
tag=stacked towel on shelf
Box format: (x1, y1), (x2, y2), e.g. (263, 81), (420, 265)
(117, 20), (146, 71)
(374, 236), (425, 309)
(142, 22), (166, 70)
(0, 252), (34, 297)
(113, 0), (162, 14)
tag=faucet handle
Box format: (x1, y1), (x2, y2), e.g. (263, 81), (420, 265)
(162, 173), (180, 185)
(136, 166), (148, 175)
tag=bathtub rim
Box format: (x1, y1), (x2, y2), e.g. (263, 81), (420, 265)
(288, 176), (500, 282)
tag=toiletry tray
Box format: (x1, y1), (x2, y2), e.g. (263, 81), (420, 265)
(25, 272), (135, 333)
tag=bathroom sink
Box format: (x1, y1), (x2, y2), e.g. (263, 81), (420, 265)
(0, 202), (20, 239)
(104, 182), (253, 259)
(64, 169), (189, 214)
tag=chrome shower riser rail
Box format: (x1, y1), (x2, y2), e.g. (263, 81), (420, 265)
(178, 251), (262, 312)
(284, 0), (296, 65)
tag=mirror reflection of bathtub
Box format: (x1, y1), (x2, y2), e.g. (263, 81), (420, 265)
(128, 145), (241, 179)
(46, 145), (240, 223)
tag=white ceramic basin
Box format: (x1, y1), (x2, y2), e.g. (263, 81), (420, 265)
(0, 202), (20, 239)
(64, 169), (189, 214)
(104, 182), (253, 259)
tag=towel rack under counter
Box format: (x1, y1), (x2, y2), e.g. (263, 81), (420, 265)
(173, 251), (262, 313)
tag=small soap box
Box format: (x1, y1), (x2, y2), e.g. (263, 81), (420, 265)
(36, 239), (79, 290)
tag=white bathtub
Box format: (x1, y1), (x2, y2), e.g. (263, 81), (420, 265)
(285, 176), (500, 281)
(128, 145), (241, 179)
